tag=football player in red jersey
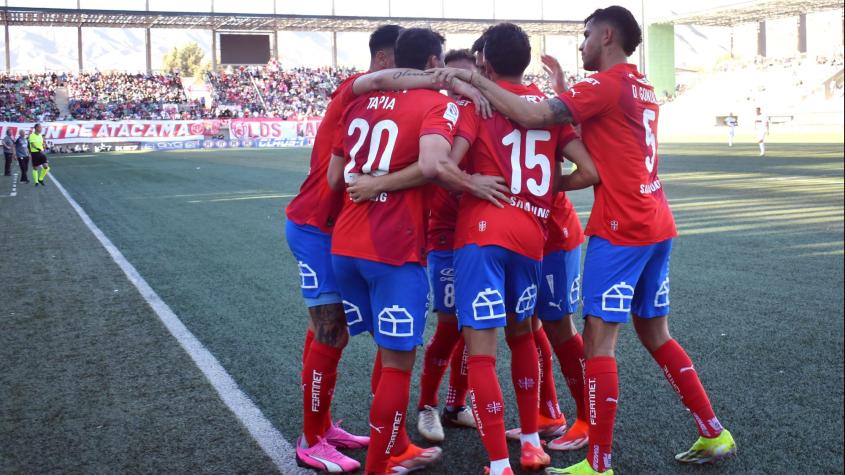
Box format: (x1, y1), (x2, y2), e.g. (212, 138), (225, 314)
(286, 24), (402, 473)
(421, 23), (599, 475)
(326, 28), (462, 475)
(430, 7), (736, 475)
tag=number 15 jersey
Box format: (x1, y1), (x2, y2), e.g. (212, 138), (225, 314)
(455, 81), (577, 261)
(331, 89), (459, 266)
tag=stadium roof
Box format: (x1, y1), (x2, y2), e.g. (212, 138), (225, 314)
(0, 6), (583, 35)
(658, 0), (843, 26)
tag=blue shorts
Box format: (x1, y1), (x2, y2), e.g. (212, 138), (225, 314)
(331, 255), (429, 351)
(537, 247), (582, 320)
(582, 236), (672, 323)
(427, 250), (456, 314)
(285, 220), (341, 308)
(454, 244), (541, 330)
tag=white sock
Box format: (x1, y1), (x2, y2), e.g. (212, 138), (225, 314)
(520, 432), (542, 448)
(489, 458), (511, 475)
(759, 143), (765, 154)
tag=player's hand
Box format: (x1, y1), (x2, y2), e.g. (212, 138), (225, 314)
(541, 54), (567, 95)
(469, 174), (509, 208)
(451, 79), (493, 119)
(347, 174), (382, 203)
(427, 67), (470, 86)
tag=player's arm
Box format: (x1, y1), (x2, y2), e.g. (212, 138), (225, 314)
(427, 67), (573, 128)
(418, 134), (508, 208)
(346, 133), (475, 203)
(327, 154), (346, 191)
(555, 139), (599, 192)
(352, 70), (492, 118)
(347, 163), (427, 203)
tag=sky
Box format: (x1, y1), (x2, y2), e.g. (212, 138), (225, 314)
(1, 1), (842, 72)
(2, 0), (761, 22)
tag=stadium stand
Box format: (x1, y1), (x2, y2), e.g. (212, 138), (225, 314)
(205, 59), (356, 119)
(65, 71), (194, 120)
(0, 73), (61, 122)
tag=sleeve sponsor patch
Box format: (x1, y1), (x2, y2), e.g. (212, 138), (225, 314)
(443, 102), (460, 126)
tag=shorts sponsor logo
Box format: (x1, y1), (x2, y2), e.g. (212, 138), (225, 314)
(545, 274), (555, 293)
(343, 300), (364, 326)
(569, 275), (582, 305)
(297, 261), (318, 289)
(472, 288), (506, 321)
(439, 267), (455, 282)
(601, 282), (634, 312)
(515, 284), (538, 314)
(654, 276), (670, 307)
(377, 305), (414, 337)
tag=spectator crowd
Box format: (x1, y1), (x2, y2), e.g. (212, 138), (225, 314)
(66, 71), (195, 120)
(0, 73), (61, 123)
(205, 59), (355, 119)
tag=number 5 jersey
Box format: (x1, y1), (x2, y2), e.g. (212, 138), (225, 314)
(557, 63), (677, 246)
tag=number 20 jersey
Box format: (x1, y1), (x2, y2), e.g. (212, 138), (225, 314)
(331, 89), (459, 266)
(455, 81), (577, 261)
(557, 63), (677, 246)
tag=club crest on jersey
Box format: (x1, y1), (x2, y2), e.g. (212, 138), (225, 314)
(610, 220), (619, 231)
(478, 220), (487, 232)
(443, 102), (460, 126)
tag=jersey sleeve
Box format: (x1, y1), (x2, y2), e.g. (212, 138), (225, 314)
(557, 75), (614, 124)
(558, 123), (578, 149)
(455, 100), (480, 145)
(419, 98), (459, 145)
(328, 87), (357, 157)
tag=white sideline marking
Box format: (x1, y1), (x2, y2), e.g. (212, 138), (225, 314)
(50, 175), (308, 474)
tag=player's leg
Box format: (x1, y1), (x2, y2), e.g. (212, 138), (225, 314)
(502, 249), (550, 471)
(417, 250), (460, 442)
(442, 336), (475, 428)
(455, 244), (512, 475)
(540, 248), (589, 451)
(758, 129), (766, 156)
(549, 237), (651, 474)
(289, 223), (364, 473)
(630, 239), (736, 464)
(366, 260), (442, 474)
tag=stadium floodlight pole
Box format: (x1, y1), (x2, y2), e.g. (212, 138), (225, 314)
(4, 0), (10, 73)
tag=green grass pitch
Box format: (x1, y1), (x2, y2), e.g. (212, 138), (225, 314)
(1, 143), (842, 474)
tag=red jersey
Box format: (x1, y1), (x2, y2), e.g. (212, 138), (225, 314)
(285, 73), (363, 233)
(426, 98), (481, 252)
(454, 81), (578, 260)
(331, 90), (459, 265)
(558, 63), (677, 245)
(544, 192), (585, 254)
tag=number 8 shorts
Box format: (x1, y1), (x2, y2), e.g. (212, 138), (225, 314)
(331, 255), (429, 351)
(427, 250), (455, 314)
(454, 244), (541, 330)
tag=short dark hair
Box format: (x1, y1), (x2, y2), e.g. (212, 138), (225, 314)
(585, 6), (642, 56)
(444, 49), (475, 65)
(394, 28), (445, 70)
(369, 24), (403, 57)
(482, 23), (531, 77)
(471, 30), (488, 54)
